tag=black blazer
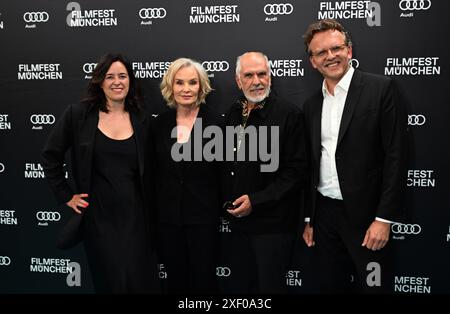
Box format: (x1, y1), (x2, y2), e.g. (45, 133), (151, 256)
(41, 102), (151, 248)
(303, 69), (408, 227)
(221, 93), (308, 234)
(150, 104), (223, 225)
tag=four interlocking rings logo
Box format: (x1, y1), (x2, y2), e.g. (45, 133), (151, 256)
(30, 114), (55, 125)
(83, 63), (97, 74)
(139, 8), (167, 19)
(202, 61), (230, 72)
(399, 0), (431, 11)
(391, 223), (422, 234)
(349, 59), (359, 69)
(36, 211), (61, 222)
(0, 162), (4, 173)
(0, 256), (11, 266)
(408, 114), (426, 126)
(23, 12), (49, 23)
(216, 266), (231, 277)
(264, 3), (294, 15)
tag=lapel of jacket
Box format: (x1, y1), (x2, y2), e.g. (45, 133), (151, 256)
(310, 92), (323, 166)
(163, 109), (183, 178)
(337, 69), (364, 147)
(77, 105), (98, 193)
(130, 109), (146, 177)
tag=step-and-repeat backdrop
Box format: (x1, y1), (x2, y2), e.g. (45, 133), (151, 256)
(0, 0), (449, 294)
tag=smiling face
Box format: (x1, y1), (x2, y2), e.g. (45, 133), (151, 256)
(173, 66), (200, 108)
(101, 61), (130, 105)
(236, 52), (271, 104)
(309, 29), (352, 87)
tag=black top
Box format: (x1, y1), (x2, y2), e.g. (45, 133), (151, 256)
(150, 104), (224, 226)
(86, 129), (143, 229)
(41, 103), (149, 206)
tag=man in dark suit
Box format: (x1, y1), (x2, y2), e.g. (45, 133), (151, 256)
(222, 52), (308, 293)
(301, 19), (408, 293)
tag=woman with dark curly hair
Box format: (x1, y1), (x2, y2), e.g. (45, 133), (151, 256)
(42, 53), (159, 293)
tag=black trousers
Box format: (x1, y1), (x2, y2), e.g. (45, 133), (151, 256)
(313, 193), (392, 294)
(233, 232), (296, 294)
(157, 223), (219, 294)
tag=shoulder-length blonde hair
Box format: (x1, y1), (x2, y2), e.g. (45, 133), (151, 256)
(160, 58), (212, 109)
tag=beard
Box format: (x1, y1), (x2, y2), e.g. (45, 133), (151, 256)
(243, 86), (271, 103)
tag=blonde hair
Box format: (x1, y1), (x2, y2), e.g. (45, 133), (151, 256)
(160, 58), (212, 108)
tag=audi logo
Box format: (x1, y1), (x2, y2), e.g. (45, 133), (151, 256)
(399, 0), (431, 11)
(83, 63), (97, 74)
(30, 114), (55, 125)
(0, 163), (4, 173)
(264, 3), (294, 15)
(216, 266), (231, 277)
(36, 211), (61, 222)
(23, 12), (49, 23)
(408, 114), (426, 126)
(202, 61), (230, 72)
(139, 8), (167, 19)
(349, 58), (359, 68)
(0, 256), (11, 266)
(391, 223), (422, 234)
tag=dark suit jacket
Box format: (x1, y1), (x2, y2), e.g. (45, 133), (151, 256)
(150, 104), (223, 226)
(303, 69), (408, 227)
(41, 102), (151, 248)
(222, 93), (308, 234)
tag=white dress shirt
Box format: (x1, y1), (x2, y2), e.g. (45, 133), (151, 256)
(317, 66), (354, 200)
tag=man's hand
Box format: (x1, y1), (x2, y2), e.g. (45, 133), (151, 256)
(362, 220), (390, 251)
(66, 193), (89, 214)
(303, 223), (315, 247)
(227, 194), (252, 218)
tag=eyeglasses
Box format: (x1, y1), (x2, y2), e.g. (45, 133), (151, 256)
(310, 44), (347, 59)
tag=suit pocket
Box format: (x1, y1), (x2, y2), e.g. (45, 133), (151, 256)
(79, 142), (89, 150)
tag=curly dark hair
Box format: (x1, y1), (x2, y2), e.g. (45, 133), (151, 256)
(81, 53), (141, 112)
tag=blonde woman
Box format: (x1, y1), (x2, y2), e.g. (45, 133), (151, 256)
(151, 58), (222, 294)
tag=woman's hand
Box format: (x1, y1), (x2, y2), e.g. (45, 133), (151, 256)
(66, 193), (89, 214)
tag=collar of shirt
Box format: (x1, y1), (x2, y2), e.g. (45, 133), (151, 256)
(321, 66), (354, 98)
(241, 98), (265, 125)
(232, 93), (272, 124)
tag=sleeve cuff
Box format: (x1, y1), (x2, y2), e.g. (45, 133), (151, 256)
(375, 217), (395, 224)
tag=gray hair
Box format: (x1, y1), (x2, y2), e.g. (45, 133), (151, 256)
(235, 52), (271, 76)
